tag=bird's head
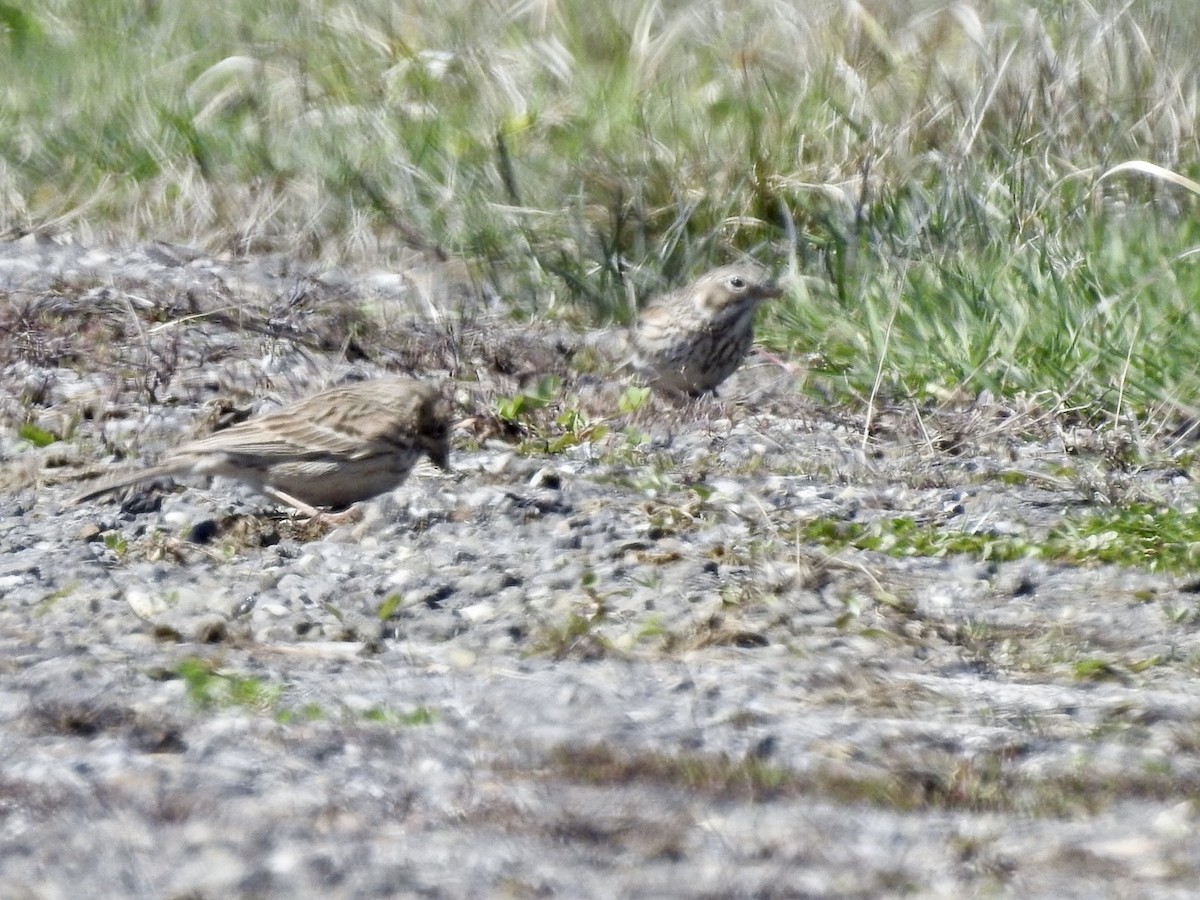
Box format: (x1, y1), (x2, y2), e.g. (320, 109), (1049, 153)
(418, 390), (454, 471)
(692, 264), (783, 317)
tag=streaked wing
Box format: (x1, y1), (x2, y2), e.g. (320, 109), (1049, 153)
(174, 382), (407, 462)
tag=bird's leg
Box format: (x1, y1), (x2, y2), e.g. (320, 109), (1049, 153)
(319, 506), (365, 526)
(754, 348), (799, 375)
(263, 486), (365, 526)
(262, 486), (323, 518)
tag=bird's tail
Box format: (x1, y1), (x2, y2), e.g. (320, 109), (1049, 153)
(71, 465), (179, 505)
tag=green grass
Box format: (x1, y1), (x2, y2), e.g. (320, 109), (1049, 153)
(801, 502), (1200, 573)
(6, 0), (1200, 415)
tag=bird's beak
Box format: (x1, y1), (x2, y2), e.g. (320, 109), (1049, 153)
(431, 440), (452, 472)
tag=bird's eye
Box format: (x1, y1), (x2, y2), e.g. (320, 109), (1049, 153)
(729, 276), (746, 290)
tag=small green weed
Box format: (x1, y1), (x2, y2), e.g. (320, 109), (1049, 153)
(17, 423), (57, 447)
(618, 386), (651, 414)
(496, 375), (561, 425)
(275, 703), (326, 724)
(545, 405), (609, 453)
(377, 593), (403, 620)
(174, 657), (282, 712)
(103, 532), (129, 558)
(363, 706), (437, 726)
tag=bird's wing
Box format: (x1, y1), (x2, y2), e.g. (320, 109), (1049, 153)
(175, 382), (410, 462)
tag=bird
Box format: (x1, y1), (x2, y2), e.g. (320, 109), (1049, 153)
(630, 263), (783, 395)
(72, 378), (452, 515)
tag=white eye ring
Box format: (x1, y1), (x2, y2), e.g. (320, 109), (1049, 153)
(729, 276), (746, 290)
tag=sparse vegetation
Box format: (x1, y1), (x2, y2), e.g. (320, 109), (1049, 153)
(799, 502), (1200, 573)
(528, 570), (616, 660)
(10, 4), (1200, 891)
(541, 740), (1200, 815)
(6, 1), (1200, 417)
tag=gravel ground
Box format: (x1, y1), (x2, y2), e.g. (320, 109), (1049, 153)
(3, 235), (1200, 898)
